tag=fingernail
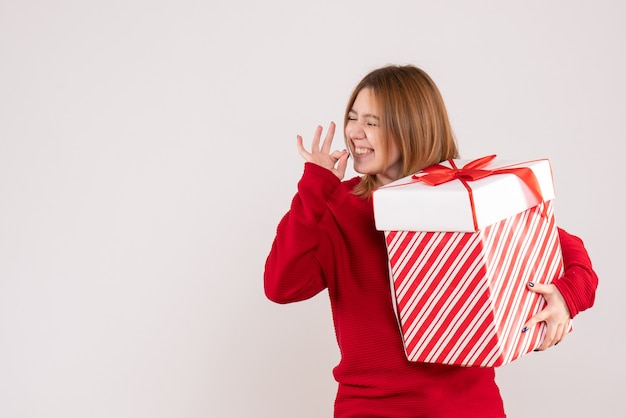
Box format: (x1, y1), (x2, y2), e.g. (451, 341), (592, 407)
(528, 282), (535, 288)
(522, 327), (528, 333)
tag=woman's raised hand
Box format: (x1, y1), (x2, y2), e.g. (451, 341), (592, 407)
(297, 122), (349, 180)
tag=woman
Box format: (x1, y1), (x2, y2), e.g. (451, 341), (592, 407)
(264, 65), (597, 417)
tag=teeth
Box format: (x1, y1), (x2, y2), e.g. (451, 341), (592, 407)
(354, 147), (373, 155)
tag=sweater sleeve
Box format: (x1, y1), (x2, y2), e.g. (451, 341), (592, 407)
(552, 227), (599, 318)
(264, 163), (341, 304)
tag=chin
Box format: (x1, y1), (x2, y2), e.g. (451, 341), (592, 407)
(353, 163), (378, 176)
(352, 164), (368, 175)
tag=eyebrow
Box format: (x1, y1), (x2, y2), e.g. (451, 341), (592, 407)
(348, 109), (380, 119)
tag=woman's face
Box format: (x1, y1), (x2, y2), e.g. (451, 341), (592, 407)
(345, 88), (402, 187)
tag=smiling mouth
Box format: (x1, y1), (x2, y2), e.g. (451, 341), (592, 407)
(354, 147), (373, 155)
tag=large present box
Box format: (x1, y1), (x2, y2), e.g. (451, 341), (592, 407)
(373, 155), (570, 367)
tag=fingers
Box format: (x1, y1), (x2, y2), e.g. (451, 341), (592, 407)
(308, 122), (336, 153)
(320, 122), (336, 154)
(298, 122), (336, 153)
(335, 150), (349, 179)
(310, 125), (324, 153)
(536, 320), (568, 351)
(296, 135), (310, 160)
(542, 322), (568, 350)
(522, 310), (547, 336)
(524, 310), (566, 351)
(526, 281), (551, 295)
(522, 282), (551, 331)
(296, 123), (346, 179)
(523, 281), (570, 351)
(329, 149), (346, 161)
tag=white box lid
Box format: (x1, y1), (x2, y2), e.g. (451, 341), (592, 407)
(373, 157), (555, 232)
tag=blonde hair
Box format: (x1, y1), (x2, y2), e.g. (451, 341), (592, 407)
(344, 65), (459, 197)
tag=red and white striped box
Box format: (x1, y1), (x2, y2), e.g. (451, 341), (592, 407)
(373, 155), (569, 367)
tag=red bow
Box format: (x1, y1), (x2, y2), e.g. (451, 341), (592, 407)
(413, 155), (546, 231)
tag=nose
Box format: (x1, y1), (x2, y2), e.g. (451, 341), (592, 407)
(348, 122), (365, 140)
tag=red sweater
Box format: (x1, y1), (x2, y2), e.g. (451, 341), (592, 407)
(264, 163), (598, 418)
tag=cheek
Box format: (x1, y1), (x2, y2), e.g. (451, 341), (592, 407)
(368, 132), (382, 149)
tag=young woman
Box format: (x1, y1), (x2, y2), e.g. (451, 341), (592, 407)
(264, 65), (598, 417)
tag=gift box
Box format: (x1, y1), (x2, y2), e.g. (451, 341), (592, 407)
(373, 155), (570, 367)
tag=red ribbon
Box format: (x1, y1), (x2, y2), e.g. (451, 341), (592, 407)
(412, 155), (546, 231)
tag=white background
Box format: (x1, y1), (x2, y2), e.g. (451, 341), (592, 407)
(1, 1), (624, 417)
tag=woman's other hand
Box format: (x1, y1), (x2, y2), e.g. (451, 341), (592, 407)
(523, 282), (572, 351)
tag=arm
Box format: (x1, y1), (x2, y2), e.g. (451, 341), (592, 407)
(552, 227), (599, 316)
(264, 163), (341, 303)
(264, 122), (350, 304)
(523, 227), (599, 350)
